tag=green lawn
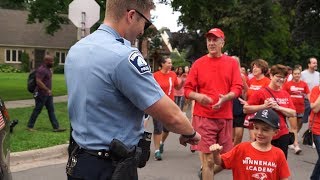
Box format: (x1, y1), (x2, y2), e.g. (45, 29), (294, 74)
(0, 72), (67, 101)
(0, 72), (69, 152)
(8, 102), (70, 152)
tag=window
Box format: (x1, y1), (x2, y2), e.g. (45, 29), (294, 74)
(55, 51), (67, 64)
(5, 49), (23, 63)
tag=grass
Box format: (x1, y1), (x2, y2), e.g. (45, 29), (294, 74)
(0, 72), (67, 101)
(8, 102), (70, 152)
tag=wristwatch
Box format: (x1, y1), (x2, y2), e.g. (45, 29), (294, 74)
(182, 131), (196, 138)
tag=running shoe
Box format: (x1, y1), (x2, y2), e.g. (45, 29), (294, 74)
(288, 144), (294, 150)
(155, 151), (162, 161)
(159, 143), (164, 153)
(294, 145), (302, 155)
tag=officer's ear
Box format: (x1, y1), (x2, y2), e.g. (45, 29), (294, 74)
(127, 9), (136, 24)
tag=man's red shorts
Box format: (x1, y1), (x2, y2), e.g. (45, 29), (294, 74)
(192, 116), (233, 154)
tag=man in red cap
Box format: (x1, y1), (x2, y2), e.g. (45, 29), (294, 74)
(184, 28), (243, 180)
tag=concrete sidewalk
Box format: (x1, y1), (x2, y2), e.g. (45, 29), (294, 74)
(5, 95), (68, 109)
(6, 95), (69, 172)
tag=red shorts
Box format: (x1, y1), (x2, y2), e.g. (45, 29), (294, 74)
(192, 116), (233, 153)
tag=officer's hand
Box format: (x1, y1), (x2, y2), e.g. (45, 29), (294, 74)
(179, 132), (201, 146)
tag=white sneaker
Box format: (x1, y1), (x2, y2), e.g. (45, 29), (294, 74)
(288, 145), (295, 150)
(294, 145), (302, 155)
(312, 142), (316, 149)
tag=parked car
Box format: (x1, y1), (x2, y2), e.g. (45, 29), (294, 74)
(0, 97), (18, 180)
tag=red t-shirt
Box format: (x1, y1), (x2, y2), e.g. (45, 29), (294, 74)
(221, 142), (290, 180)
(247, 88), (295, 139)
(153, 71), (178, 100)
(309, 86), (320, 135)
(247, 77), (270, 99)
(184, 54), (243, 119)
(282, 80), (310, 113)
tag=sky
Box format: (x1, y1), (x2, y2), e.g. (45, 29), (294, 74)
(151, 2), (182, 32)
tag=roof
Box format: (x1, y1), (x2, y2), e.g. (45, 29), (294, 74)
(0, 9), (77, 49)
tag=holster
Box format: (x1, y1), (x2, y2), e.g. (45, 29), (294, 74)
(110, 139), (139, 180)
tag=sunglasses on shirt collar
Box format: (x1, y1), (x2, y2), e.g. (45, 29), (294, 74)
(127, 9), (152, 30)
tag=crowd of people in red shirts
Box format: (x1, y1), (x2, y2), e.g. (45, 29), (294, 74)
(147, 27), (319, 180)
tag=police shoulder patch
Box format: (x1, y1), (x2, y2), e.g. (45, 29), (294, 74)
(128, 51), (150, 74)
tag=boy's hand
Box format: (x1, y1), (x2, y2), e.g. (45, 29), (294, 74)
(209, 144), (223, 154)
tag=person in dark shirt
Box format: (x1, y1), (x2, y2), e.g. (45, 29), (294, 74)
(27, 55), (66, 132)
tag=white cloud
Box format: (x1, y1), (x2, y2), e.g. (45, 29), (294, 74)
(151, 2), (182, 32)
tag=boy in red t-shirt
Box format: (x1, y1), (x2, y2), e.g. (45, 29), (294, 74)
(210, 108), (290, 180)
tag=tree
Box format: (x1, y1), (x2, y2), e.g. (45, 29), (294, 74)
(293, 0), (320, 46)
(0, 0), (26, 9)
(160, 0), (320, 66)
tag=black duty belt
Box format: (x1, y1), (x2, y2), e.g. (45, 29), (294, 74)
(80, 148), (111, 159)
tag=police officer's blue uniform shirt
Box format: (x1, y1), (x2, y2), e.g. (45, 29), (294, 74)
(65, 24), (165, 150)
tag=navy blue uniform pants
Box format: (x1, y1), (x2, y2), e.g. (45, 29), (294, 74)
(67, 151), (115, 180)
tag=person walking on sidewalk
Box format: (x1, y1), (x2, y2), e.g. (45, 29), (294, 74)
(64, 0), (200, 179)
(184, 28), (243, 180)
(27, 55), (66, 132)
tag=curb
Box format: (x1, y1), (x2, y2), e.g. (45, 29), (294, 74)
(10, 144), (68, 171)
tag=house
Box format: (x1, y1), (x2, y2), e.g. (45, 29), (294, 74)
(0, 8), (77, 70)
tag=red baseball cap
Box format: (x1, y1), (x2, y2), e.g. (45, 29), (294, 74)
(206, 28), (225, 39)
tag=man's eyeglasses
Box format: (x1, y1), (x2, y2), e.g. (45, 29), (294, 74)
(128, 9), (152, 30)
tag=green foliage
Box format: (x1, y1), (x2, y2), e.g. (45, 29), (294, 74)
(8, 103), (69, 152)
(27, 0), (72, 35)
(162, 0), (320, 67)
(20, 52), (30, 72)
(0, 64), (21, 73)
(54, 65), (65, 74)
(0, 72), (67, 101)
(0, 0), (26, 9)
(171, 50), (190, 67)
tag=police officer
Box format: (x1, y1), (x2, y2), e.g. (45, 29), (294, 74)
(64, 0), (200, 179)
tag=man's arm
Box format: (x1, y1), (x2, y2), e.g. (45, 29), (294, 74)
(144, 95), (200, 145)
(187, 91), (213, 106)
(145, 95), (193, 135)
(36, 77), (51, 95)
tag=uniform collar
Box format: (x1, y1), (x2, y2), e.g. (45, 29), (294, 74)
(97, 24), (131, 46)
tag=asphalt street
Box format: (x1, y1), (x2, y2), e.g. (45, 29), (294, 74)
(12, 126), (317, 180)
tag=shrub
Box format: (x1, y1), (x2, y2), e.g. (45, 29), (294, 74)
(0, 64), (21, 73)
(54, 65), (64, 74)
(20, 52), (30, 72)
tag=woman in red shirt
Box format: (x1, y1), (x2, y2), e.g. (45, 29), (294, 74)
(283, 67), (310, 154)
(243, 64), (296, 158)
(309, 85), (320, 179)
(152, 56), (185, 160)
